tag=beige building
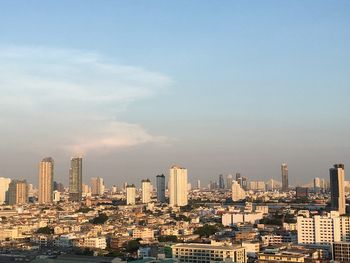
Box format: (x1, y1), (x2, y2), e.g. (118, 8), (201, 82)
(141, 179), (151, 204)
(232, 180), (246, 201)
(172, 243), (246, 263)
(169, 165), (188, 207)
(0, 177), (11, 204)
(39, 157), (54, 204)
(8, 179), (28, 205)
(126, 184), (136, 205)
(91, 177), (104, 196)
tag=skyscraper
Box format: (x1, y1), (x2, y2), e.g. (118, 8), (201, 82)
(231, 180), (246, 201)
(156, 174), (166, 203)
(8, 180), (28, 205)
(197, 179), (201, 189)
(314, 177), (321, 192)
(281, 163), (289, 191)
(91, 177), (104, 196)
(126, 184), (136, 205)
(69, 157), (83, 202)
(39, 157), (54, 204)
(226, 174), (233, 190)
(330, 164), (346, 215)
(141, 179), (151, 203)
(169, 165), (188, 207)
(219, 174), (225, 189)
(0, 177), (11, 204)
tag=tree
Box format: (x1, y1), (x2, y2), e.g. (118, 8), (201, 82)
(158, 235), (178, 242)
(91, 213), (108, 224)
(36, 226), (54, 234)
(125, 239), (140, 253)
(194, 224), (219, 237)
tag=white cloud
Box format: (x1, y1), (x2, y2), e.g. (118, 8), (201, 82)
(0, 46), (171, 154)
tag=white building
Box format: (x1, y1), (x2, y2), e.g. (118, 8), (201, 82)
(169, 165), (188, 207)
(53, 190), (61, 202)
(172, 242), (246, 263)
(83, 237), (106, 249)
(141, 179), (151, 204)
(132, 228), (154, 239)
(248, 181), (266, 191)
(126, 184), (136, 205)
(91, 177), (104, 196)
(0, 177), (11, 204)
(297, 211), (350, 245)
(232, 180), (246, 201)
(222, 211), (264, 226)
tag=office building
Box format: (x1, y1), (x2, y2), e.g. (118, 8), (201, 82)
(248, 181), (266, 191)
(232, 180), (246, 201)
(126, 184), (136, 205)
(314, 177), (321, 192)
(295, 187), (309, 199)
(332, 242), (350, 262)
(8, 180), (28, 205)
(281, 163), (289, 191)
(219, 174), (225, 189)
(172, 243), (246, 263)
(226, 174), (233, 190)
(169, 165), (188, 207)
(39, 157), (54, 204)
(141, 179), (151, 203)
(69, 157), (82, 202)
(91, 177), (104, 196)
(196, 179), (201, 189)
(156, 174), (166, 203)
(0, 177), (11, 204)
(330, 164), (346, 215)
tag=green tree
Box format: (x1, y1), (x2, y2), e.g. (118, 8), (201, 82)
(91, 213), (108, 224)
(194, 224), (219, 237)
(36, 226), (54, 234)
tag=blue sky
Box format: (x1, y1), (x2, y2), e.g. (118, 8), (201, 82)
(0, 1), (350, 187)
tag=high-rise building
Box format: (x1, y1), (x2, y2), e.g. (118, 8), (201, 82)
(156, 174), (166, 203)
(197, 179), (201, 189)
(219, 174), (225, 189)
(91, 177), (104, 196)
(241, 176), (248, 191)
(82, 183), (90, 195)
(69, 157), (82, 202)
(281, 163), (289, 191)
(314, 177), (321, 192)
(330, 164), (346, 215)
(226, 174), (233, 190)
(126, 184), (136, 205)
(8, 180), (28, 205)
(39, 157), (54, 204)
(232, 180), (246, 201)
(169, 165), (188, 207)
(141, 179), (151, 203)
(248, 181), (266, 191)
(0, 177), (11, 204)
(295, 187), (309, 199)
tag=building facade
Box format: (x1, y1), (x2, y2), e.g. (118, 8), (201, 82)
(126, 184), (136, 205)
(281, 163), (289, 191)
(69, 157), (82, 202)
(39, 157), (54, 204)
(169, 165), (188, 207)
(141, 179), (151, 204)
(8, 180), (28, 205)
(330, 164), (346, 215)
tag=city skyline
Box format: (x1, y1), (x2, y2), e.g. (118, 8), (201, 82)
(1, 1), (350, 185)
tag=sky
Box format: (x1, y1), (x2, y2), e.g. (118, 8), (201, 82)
(0, 1), (350, 187)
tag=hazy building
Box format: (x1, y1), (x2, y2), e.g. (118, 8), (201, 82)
(141, 179), (151, 204)
(226, 174), (233, 190)
(232, 180), (246, 201)
(39, 157), (54, 204)
(126, 184), (136, 205)
(219, 174), (225, 189)
(169, 165), (188, 207)
(53, 181), (65, 192)
(69, 157), (82, 202)
(314, 177), (321, 192)
(330, 164), (346, 215)
(91, 177), (104, 196)
(156, 174), (166, 203)
(248, 181), (266, 191)
(8, 180), (28, 205)
(296, 187), (309, 199)
(281, 163), (289, 191)
(0, 177), (11, 204)
(241, 176), (248, 191)
(197, 179), (201, 189)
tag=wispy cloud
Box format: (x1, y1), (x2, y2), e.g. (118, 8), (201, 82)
(0, 46), (171, 154)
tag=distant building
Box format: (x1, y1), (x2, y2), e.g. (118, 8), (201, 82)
(314, 177), (321, 192)
(0, 177), (11, 204)
(248, 181), (266, 191)
(69, 157), (82, 202)
(169, 165), (188, 207)
(8, 180), (28, 205)
(232, 180), (246, 201)
(39, 157), (54, 204)
(141, 179), (151, 204)
(126, 184), (136, 205)
(330, 164), (346, 215)
(281, 163), (289, 191)
(196, 179), (201, 189)
(295, 187), (309, 199)
(156, 174), (166, 203)
(91, 177), (104, 196)
(219, 174), (225, 189)
(226, 174), (233, 190)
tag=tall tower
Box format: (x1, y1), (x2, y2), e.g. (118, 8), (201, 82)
(156, 174), (166, 203)
(226, 174), (233, 190)
(69, 157), (83, 202)
(281, 163), (289, 191)
(141, 179), (151, 203)
(39, 157), (54, 204)
(169, 165), (188, 207)
(8, 180), (28, 205)
(0, 177), (11, 204)
(126, 184), (136, 205)
(219, 174), (225, 189)
(91, 177), (104, 196)
(330, 164), (346, 215)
